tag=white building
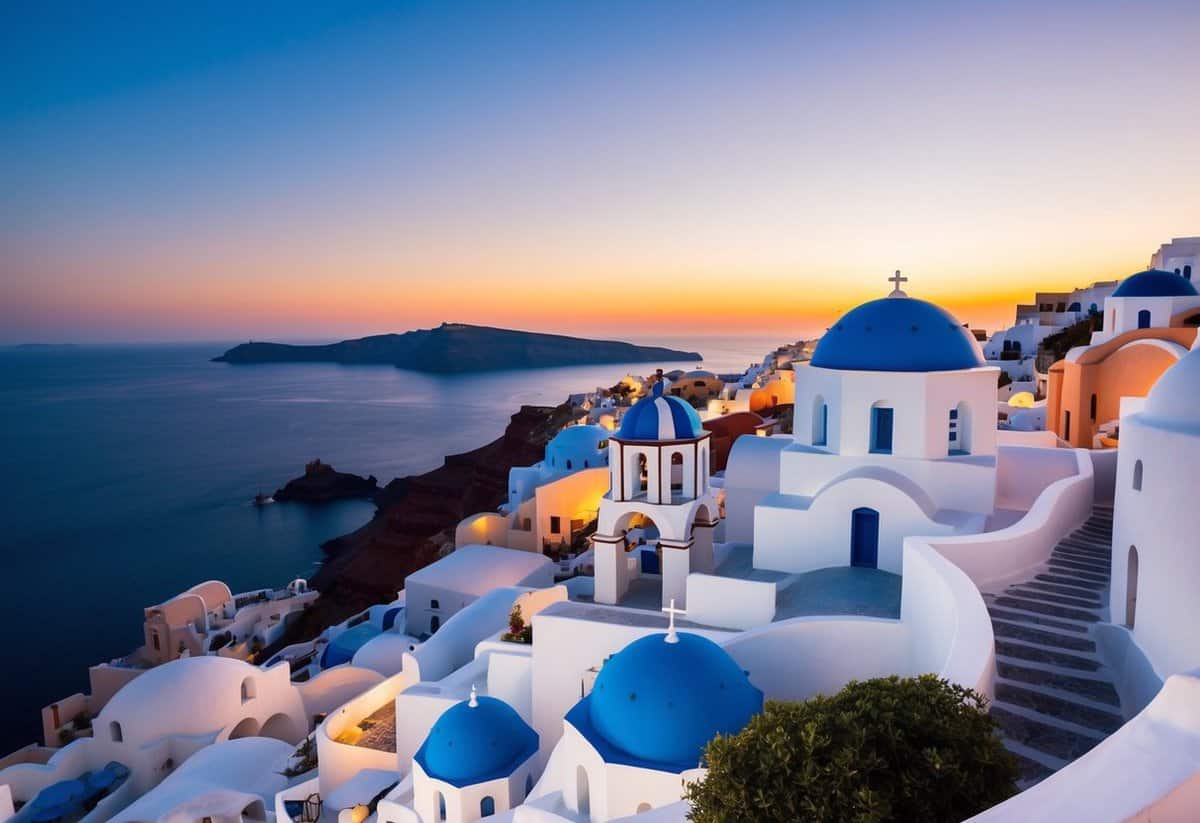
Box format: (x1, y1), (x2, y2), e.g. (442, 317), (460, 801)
(404, 545), (555, 637)
(752, 281), (1000, 574)
(1109, 344), (1200, 680)
(1088, 269), (1200, 346)
(1149, 236), (1199, 282)
(455, 425), (611, 553)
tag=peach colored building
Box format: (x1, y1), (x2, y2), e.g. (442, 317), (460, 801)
(1046, 269), (1200, 448)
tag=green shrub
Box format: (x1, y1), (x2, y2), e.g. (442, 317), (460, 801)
(686, 674), (1019, 823)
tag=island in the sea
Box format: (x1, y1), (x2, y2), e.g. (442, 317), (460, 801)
(212, 322), (702, 373)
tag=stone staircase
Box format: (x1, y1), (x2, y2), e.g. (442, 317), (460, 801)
(982, 504), (1124, 788)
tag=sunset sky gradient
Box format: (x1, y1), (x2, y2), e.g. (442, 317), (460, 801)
(3, 1), (1198, 343)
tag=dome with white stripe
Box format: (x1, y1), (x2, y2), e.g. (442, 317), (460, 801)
(616, 380), (704, 441)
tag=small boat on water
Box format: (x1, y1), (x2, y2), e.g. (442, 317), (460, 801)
(253, 491), (274, 506)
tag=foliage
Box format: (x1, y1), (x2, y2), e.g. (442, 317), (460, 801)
(1039, 315), (1098, 367)
(282, 735), (319, 778)
(502, 604), (533, 644)
(685, 675), (1019, 823)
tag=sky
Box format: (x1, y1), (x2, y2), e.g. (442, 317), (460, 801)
(2, 0), (1198, 344)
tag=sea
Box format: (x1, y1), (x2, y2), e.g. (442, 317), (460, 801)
(0, 334), (784, 753)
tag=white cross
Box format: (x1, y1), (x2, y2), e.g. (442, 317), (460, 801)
(888, 269), (909, 296)
(468, 684), (478, 708)
(662, 598), (686, 644)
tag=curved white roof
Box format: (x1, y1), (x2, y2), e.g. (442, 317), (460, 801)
(100, 656), (260, 734)
(1143, 347), (1200, 433)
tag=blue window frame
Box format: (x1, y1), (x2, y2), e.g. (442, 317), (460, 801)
(870, 407), (894, 454)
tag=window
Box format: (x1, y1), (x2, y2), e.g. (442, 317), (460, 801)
(481, 796), (496, 817)
(1126, 546), (1139, 628)
(1090, 394), (1098, 422)
(870, 405), (894, 454)
(597, 439), (608, 450)
(1138, 309), (1152, 329)
(550, 516), (561, 534)
(566, 459), (572, 470)
(152, 632), (160, 651)
(110, 721), (123, 742)
(1186, 264), (1193, 280)
(430, 599), (439, 610)
(1133, 459), (1143, 491)
(670, 451), (684, 492)
(1064, 410), (1071, 441)
(694, 380), (705, 388)
(240, 677), (256, 703)
(812, 396), (827, 446)
(436, 791), (447, 822)
(430, 615), (440, 633)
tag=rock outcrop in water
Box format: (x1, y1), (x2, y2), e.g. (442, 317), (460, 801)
(213, 323), (701, 373)
(272, 459), (379, 503)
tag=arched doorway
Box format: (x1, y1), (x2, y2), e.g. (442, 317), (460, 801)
(228, 716), (259, 740)
(812, 395), (828, 446)
(1137, 309), (1152, 329)
(850, 508), (880, 569)
(260, 712), (304, 744)
(1126, 546), (1139, 628)
(576, 766), (590, 816)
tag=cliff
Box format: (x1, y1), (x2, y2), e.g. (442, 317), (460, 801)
(213, 323), (701, 373)
(270, 402), (575, 644)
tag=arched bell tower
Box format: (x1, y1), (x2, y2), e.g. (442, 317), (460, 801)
(593, 381), (718, 608)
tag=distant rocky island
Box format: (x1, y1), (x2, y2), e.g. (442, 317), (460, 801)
(212, 322), (701, 373)
(273, 459), (379, 504)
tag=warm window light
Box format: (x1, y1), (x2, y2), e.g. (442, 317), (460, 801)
(1008, 392), (1035, 408)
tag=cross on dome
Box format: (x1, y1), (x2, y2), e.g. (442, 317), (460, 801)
(662, 598), (686, 644)
(468, 684), (478, 708)
(888, 269), (909, 298)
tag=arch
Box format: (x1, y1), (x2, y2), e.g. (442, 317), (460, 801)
(636, 453), (649, 497)
(1137, 309), (1152, 329)
(109, 721), (123, 743)
(228, 716), (259, 740)
(481, 796), (496, 817)
(670, 451), (684, 492)
(948, 402), (970, 455)
(812, 394), (828, 446)
(1126, 546), (1139, 628)
(435, 790), (447, 822)
(576, 765), (591, 816)
(869, 401), (894, 454)
(1132, 459), (1143, 491)
(241, 676), (256, 703)
(566, 459), (573, 470)
(241, 799), (267, 821)
(260, 712), (304, 743)
(637, 802), (653, 813)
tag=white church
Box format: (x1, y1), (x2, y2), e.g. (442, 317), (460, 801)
(6, 271), (1200, 823)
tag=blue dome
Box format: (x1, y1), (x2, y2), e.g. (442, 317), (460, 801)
(414, 695), (538, 787)
(582, 632), (762, 769)
(546, 424), (609, 470)
(1112, 269), (1198, 298)
(617, 382), (704, 441)
(812, 296), (984, 372)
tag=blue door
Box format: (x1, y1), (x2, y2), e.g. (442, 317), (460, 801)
(1137, 309), (1151, 329)
(850, 508), (879, 568)
(870, 407), (894, 454)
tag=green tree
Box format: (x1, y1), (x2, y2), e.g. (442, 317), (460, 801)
(686, 675), (1019, 823)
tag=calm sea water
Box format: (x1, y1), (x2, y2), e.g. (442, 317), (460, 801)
(0, 335), (781, 752)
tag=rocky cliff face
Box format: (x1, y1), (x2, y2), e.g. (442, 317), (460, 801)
(273, 402), (574, 645)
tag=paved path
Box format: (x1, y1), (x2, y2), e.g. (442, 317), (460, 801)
(982, 504), (1123, 789)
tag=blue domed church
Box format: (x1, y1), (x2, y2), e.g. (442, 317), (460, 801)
(749, 275), (1002, 575)
(557, 629), (763, 820)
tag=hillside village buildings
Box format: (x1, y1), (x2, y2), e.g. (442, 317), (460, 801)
(4, 244), (1200, 823)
